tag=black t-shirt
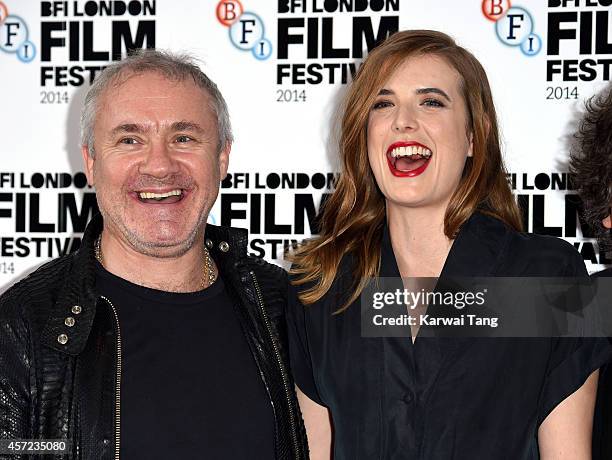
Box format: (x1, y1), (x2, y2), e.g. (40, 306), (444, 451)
(95, 261), (275, 459)
(287, 214), (612, 459)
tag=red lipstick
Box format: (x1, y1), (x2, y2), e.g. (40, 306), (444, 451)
(386, 141), (432, 178)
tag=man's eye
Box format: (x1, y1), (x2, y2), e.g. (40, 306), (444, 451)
(176, 135), (193, 143)
(120, 137), (138, 145)
(422, 98), (445, 108)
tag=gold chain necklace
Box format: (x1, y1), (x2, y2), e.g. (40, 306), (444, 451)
(94, 235), (217, 289)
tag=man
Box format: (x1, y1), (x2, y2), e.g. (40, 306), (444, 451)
(0, 50), (307, 459)
(570, 85), (612, 460)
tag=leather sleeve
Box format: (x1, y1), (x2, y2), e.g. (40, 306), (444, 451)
(0, 292), (31, 440)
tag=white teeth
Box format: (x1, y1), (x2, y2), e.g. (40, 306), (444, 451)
(138, 189), (182, 199)
(390, 146), (432, 158)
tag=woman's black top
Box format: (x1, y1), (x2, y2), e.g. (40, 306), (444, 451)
(287, 212), (612, 459)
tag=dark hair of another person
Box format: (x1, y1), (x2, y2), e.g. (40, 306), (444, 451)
(289, 30), (522, 312)
(569, 86), (612, 250)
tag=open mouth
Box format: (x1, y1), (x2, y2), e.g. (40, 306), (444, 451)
(386, 143), (432, 177)
(136, 189), (185, 204)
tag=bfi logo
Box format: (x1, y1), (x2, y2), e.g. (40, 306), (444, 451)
(482, 0), (542, 56)
(0, 1), (36, 62)
(216, 0), (272, 60)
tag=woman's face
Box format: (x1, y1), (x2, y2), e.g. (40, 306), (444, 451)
(367, 54), (473, 211)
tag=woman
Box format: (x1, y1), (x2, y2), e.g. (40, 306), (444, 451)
(287, 30), (611, 459)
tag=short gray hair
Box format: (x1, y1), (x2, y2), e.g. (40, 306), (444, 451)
(80, 49), (233, 155)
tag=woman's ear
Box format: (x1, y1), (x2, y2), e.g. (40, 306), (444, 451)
(467, 132), (473, 158)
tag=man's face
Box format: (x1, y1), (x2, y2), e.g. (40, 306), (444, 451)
(82, 72), (229, 258)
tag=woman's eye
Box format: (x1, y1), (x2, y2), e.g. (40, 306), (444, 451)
(422, 98), (445, 108)
(372, 100), (393, 110)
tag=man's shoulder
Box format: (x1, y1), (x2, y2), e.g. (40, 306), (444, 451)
(208, 223), (288, 283)
(1, 253), (76, 314)
(238, 255), (288, 296)
(205, 224), (248, 253)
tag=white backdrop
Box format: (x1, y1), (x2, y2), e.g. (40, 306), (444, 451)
(1, 0), (611, 292)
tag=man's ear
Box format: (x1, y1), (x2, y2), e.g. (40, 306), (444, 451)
(81, 145), (95, 186)
(219, 142), (231, 180)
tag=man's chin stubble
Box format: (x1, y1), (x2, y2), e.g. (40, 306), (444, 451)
(104, 215), (204, 260)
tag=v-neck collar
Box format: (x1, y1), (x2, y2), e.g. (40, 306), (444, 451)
(380, 211), (513, 279)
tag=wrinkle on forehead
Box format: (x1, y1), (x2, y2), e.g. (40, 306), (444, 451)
(107, 94), (175, 109)
(94, 72), (218, 142)
(100, 71), (207, 105)
(102, 85), (213, 111)
(108, 68), (192, 92)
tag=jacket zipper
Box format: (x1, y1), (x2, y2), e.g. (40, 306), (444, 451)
(249, 271), (301, 459)
(101, 296), (122, 460)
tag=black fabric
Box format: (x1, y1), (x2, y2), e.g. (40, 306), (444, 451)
(0, 213), (308, 460)
(95, 262), (275, 459)
(596, 267), (612, 277)
(287, 212), (612, 459)
(593, 267), (612, 460)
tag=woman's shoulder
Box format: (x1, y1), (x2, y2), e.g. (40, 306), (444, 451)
(593, 266), (612, 277)
(458, 212), (586, 276)
(509, 228), (578, 254)
(495, 221), (586, 277)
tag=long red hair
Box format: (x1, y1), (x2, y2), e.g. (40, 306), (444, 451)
(290, 30), (522, 312)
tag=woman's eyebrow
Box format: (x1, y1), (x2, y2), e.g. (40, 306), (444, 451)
(376, 88), (394, 96)
(416, 87), (451, 102)
(375, 87), (452, 102)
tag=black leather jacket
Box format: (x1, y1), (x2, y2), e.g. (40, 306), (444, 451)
(0, 215), (308, 459)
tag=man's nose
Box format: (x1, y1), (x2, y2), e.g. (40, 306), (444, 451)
(138, 141), (180, 178)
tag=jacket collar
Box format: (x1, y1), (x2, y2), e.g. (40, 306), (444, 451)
(41, 213), (249, 355)
(380, 211), (513, 279)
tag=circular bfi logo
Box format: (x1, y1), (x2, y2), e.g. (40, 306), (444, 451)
(216, 0), (272, 61)
(0, 1), (36, 63)
(482, 0), (542, 57)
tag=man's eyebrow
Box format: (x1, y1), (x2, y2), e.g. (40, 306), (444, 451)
(416, 87), (451, 102)
(111, 123), (148, 136)
(170, 121), (205, 133)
